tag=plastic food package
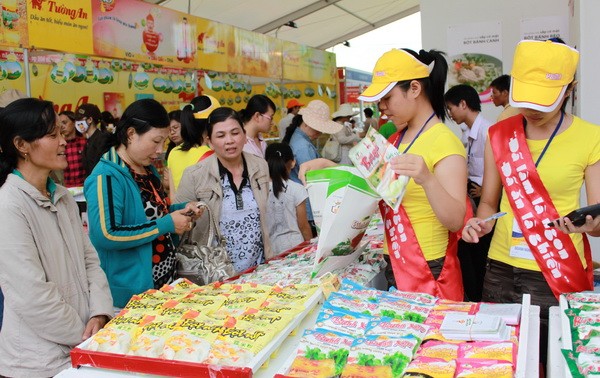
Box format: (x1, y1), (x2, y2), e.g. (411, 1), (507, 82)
(305, 166), (379, 277)
(341, 335), (419, 378)
(287, 328), (354, 377)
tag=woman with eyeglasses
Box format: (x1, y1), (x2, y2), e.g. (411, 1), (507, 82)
(84, 99), (203, 308)
(240, 94), (276, 158)
(176, 107), (272, 276)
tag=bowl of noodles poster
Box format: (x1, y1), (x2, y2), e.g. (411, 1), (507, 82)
(448, 53), (503, 103)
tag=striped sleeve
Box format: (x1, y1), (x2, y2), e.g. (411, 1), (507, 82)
(86, 173), (175, 251)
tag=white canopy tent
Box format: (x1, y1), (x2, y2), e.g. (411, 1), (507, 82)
(144, 0), (419, 49)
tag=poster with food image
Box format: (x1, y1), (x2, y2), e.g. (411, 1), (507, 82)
(447, 53), (502, 98)
(447, 21), (502, 103)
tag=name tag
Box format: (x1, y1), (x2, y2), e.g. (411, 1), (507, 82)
(509, 218), (535, 260)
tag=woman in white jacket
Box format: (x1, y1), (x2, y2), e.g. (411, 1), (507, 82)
(0, 98), (113, 377)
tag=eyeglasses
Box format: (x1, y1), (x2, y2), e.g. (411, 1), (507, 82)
(260, 113), (273, 121)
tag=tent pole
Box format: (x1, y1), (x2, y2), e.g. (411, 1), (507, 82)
(23, 48), (31, 97)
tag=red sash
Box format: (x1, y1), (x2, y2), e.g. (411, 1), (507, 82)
(380, 201), (466, 301)
(489, 115), (592, 298)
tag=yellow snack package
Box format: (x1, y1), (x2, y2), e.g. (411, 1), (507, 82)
(216, 316), (278, 354)
(84, 309), (151, 354)
(129, 314), (180, 358)
(238, 308), (295, 334)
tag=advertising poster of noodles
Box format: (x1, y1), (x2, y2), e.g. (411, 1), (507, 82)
(447, 21), (502, 103)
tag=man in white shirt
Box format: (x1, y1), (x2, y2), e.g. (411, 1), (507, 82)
(445, 85), (492, 207)
(445, 84), (493, 302)
(278, 99), (304, 141)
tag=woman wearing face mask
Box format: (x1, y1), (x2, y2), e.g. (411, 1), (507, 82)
(84, 99), (203, 308)
(462, 39), (600, 363)
(76, 103), (112, 177)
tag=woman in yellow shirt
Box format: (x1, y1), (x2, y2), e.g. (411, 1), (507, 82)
(167, 95), (219, 200)
(463, 39), (600, 363)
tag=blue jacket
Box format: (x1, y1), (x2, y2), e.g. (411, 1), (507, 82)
(84, 147), (184, 308)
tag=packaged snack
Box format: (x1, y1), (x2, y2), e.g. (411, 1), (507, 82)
(238, 308), (294, 334)
(386, 288), (438, 306)
(365, 318), (431, 341)
(454, 358), (513, 377)
(325, 292), (380, 316)
(434, 300), (478, 313)
(375, 298), (431, 323)
(260, 301), (305, 316)
(458, 341), (516, 364)
(305, 166), (380, 277)
(217, 316), (278, 354)
(416, 340), (459, 361)
(84, 309), (150, 354)
(315, 308), (371, 337)
(404, 356), (456, 378)
(341, 335), (419, 378)
(286, 329), (354, 377)
(129, 315), (180, 358)
(175, 293), (227, 312)
(205, 339), (254, 367)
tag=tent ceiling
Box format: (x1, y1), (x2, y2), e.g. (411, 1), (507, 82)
(145, 0), (419, 50)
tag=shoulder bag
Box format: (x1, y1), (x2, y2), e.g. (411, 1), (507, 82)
(175, 202), (236, 285)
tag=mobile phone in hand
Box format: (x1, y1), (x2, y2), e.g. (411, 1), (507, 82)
(547, 203), (600, 227)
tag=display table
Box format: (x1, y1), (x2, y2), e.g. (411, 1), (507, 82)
(57, 293), (540, 378)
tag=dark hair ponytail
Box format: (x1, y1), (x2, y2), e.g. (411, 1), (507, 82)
(240, 94), (276, 124)
(265, 143), (294, 198)
(282, 114), (303, 144)
(0, 98), (57, 186)
(180, 96), (212, 152)
(398, 48), (448, 122)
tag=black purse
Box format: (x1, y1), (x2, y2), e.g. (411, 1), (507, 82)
(175, 202), (236, 285)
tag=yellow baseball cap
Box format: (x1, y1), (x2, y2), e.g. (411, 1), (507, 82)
(359, 49), (432, 102)
(193, 95), (221, 119)
(510, 40), (579, 112)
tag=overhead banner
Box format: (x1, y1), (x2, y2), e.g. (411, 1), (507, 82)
(1, 0), (28, 47)
(91, 0), (197, 69)
(283, 42), (336, 85)
(27, 0), (93, 54)
(196, 18), (232, 73)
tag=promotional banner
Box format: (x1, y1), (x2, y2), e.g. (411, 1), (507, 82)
(447, 21), (503, 103)
(92, 0), (197, 69)
(520, 16), (569, 43)
(27, 0), (93, 54)
(195, 18), (232, 73)
(1, 0), (27, 47)
(283, 42), (337, 85)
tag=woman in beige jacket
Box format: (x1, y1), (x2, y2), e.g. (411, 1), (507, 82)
(176, 107), (272, 276)
(0, 98), (113, 377)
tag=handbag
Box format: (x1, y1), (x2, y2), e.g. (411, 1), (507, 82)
(321, 135), (341, 162)
(175, 202), (236, 285)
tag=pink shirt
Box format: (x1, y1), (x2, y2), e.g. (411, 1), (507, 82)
(243, 135), (267, 158)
